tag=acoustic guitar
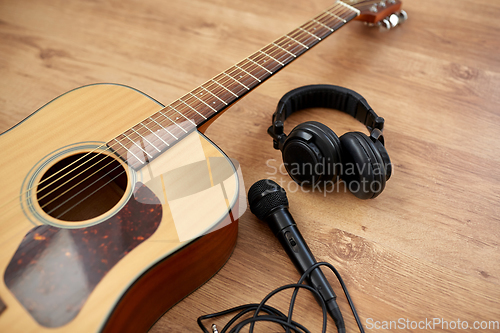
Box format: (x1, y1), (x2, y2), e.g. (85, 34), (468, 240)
(0, 1), (404, 332)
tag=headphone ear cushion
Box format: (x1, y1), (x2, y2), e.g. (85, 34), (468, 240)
(339, 132), (387, 199)
(282, 121), (342, 185)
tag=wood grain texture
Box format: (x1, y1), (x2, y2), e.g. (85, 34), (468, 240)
(1, 0), (499, 332)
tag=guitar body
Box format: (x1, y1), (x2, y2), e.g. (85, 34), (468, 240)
(0, 84), (240, 332)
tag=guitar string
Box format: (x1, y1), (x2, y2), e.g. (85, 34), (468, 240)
(0, 2), (355, 216)
(38, 157), (123, 210)
(33, 2), (355, 204)
(12, 2), (363, 206)
(30, 4), (358, 219)
(0, 3), (357, 226)
(93, 2), (354, 150)
(18, 2), (353, 205)
(31, 3), (354, 212)
(30, 8), (340, 203)
(50, 165), (127, 218)
(0, 3), (358, 226)
(0, 6), (361, 258)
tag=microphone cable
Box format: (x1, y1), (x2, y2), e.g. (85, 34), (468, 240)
(197, 262), (365, 333)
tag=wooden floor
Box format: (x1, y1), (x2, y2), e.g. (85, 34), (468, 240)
(1, 0), (499, 332)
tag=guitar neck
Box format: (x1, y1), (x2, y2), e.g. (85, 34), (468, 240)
(108, 1), (360, 169)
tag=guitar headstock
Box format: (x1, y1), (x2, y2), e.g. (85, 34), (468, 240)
(346, 0), (407, 30)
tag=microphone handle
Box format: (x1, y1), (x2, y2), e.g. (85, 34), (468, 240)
(266, 209), (345, 332)
(278, 226), (336, 300)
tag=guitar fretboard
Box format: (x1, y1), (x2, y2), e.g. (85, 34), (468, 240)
(107, 1), (359, 169)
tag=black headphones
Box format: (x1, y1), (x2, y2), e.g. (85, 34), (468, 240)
(268, 84), (392, 199)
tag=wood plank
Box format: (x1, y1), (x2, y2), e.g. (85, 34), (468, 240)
(1, 0), (499, 332)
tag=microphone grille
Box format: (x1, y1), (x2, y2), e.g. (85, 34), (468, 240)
(248, 179), (288, 220)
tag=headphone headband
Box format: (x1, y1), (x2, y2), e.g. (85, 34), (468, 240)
(268, 85), (384, 148)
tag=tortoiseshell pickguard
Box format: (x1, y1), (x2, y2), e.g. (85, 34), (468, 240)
(4, 182), (162, 328)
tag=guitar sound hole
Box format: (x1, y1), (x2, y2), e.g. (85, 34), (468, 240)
(36, 152), (128, 222)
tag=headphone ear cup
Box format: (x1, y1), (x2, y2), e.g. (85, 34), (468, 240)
(339, 132), (388, 199)
(282, 121), (342, 185)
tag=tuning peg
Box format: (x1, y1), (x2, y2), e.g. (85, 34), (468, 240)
(398, 10), (408, 24)
(379, 18), (391, 31)
(389, 13), (399, 27)
(378, 10), (408, 31)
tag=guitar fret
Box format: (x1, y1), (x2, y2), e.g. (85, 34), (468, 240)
(211, 79), (239, 97)
(200, 86), (228, 105)
(328, 2), (346, 13)
(158, 110), (187, 134)
(223, 72), (250, 90)
(202, 83), (236, 104)
(123, 133), (153, 159)
(141, 118), (172, 147)
(250, 52), (282, 73)
(131, 125), (168, 158)
(122, 128), (142, 145)
(338, 1), (361, 15)
(315, 11), (342, 30)
(184, 91), (220, 118)
(179, 98), (208, 119)
(302, 21), (332, 40)
(240, 59), (272, 82)
(261, 45), (294, 66)
(324, 10), (347, 23)
(340, 8), (359, 22)
(275, 37), (307, 58)
(131, 128), (161, 152)
(259, 50), (284, 66)
(168, 105), (197, 127)
(133, 126), (152, 142)
(285, 35), (309, 50)
(247, 57), (272, 74)
(289, 29), (317, 49)
(276, 40), (305, 57)
(299, 27), (321, 40)
(109, 140), (127, 157)
(235, 64), (261, 82)
(172, 100), (199, 122)
(190, 92), (218, 113)
(260, 51), (285, 67)
(228, 66), (260, 90)
(114, 139), (145, 165)
(313, 19), (333, 32)
(145, 118), (175, 142)
(148, 113), (180, 139)
(272, 42), (297, 58)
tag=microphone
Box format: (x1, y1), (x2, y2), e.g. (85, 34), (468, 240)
(248, 179), (345, 333)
